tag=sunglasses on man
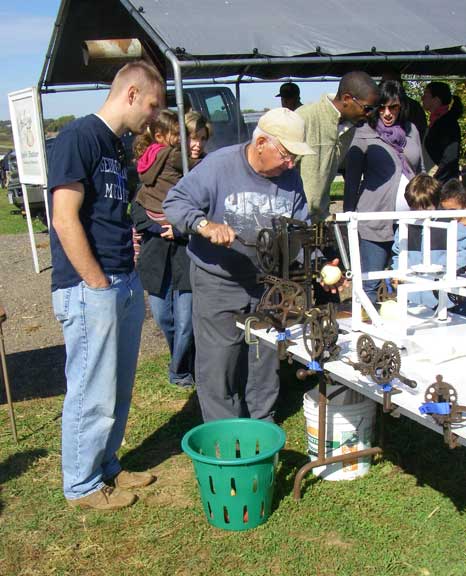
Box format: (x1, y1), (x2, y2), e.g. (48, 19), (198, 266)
(351, 95), (378, 115)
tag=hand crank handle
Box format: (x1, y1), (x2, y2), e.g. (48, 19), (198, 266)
(398, 375), (417, 389)
(296, 368), (315, 381)
(235, 235), (256, 247)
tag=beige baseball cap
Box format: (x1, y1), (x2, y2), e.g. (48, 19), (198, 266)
(258, 107), (315, 156)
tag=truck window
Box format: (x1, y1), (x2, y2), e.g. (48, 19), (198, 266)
(166, 92), (192, 113)
(205, 94), (229, 122)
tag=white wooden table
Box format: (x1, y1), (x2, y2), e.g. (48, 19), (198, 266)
(238, 311), (466, 497)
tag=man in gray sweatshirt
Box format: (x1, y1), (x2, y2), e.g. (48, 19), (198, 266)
(163, 108), (314, 422)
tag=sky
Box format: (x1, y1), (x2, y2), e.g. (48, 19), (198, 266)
(0, 1), (339, 122)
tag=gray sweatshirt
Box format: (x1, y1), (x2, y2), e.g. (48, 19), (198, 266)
(163, 143), (310, 280)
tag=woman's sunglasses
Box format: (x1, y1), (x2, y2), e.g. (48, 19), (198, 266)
(378, 103), (401, 114)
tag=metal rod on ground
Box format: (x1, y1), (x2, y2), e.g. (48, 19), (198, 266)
(293, 374), (383, 500)
(293, 446), (383, 500)
(0, 307), (18, 443)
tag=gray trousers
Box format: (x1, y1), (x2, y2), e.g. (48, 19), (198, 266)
(191, 264), (280, 422)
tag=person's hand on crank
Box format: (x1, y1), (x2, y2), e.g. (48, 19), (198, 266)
(198, 221), (236, 247)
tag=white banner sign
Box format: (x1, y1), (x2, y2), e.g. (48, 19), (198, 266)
(8, 86), (47, 186)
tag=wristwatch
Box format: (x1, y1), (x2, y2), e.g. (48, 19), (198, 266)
(196, 218), (209, 232)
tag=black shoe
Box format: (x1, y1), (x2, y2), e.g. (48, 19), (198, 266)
(171, 380), (195, 389)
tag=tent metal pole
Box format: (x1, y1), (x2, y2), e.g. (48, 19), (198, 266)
(38, 0), (70, 91)
(171, 61), (189, 175)
(235, 75), (244, 143)
(40, 75), (466, 93)
(119, 0), (189, 172)
(177, 53), (466, 71)
(37, 91), (51, 230)
(42, 84), (110, 93)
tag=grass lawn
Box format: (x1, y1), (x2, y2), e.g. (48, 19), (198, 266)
(330, 179), (344, 200)
(0, 136), (13, 155)
(0, 188), (47, 235)
(1, 354), (466, 576)
(0, 180), (343, 237)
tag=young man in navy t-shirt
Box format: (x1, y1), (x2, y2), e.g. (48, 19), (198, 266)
(49, 61), (164, 510)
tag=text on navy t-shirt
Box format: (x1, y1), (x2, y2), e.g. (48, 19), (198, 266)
(48, 114), (134, 290)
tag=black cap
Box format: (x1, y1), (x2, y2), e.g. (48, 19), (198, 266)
(276, 82), (300, 98)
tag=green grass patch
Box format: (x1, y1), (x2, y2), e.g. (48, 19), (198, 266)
(0, 177), (343, 235)
(0, 187), (47, 235)
(330, 179), (344, 200)
(1, 353), (466, 575)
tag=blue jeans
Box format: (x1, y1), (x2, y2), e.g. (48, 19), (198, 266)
(149, 282), (194, 385)
(359, 238), (393, 305)
(52, 271), (144, 500)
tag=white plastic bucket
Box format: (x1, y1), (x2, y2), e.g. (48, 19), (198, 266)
(303, 384), (376, 481)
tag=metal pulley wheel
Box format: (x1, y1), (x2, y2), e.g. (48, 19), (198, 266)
(424, 375), (458, 426)
(356, 334), (377, 367)
(259, 280), (304, 327)
(256, 228), (278, 274)
(425, 375), (457, 405)
(302, 312), (324, 360)
(371, 341), (401, 385)
(320, 308), (339, 349)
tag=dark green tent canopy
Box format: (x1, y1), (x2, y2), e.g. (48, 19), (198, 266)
(41, 0), (466, 88)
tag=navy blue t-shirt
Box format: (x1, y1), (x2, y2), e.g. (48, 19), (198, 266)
(48, 114), (134, 290)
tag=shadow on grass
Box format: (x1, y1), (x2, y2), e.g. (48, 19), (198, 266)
(381, 414), (466, 512)
(275, 359), (314, 424)
(121, 391), (203, 472)
(0, 345), (66, 404)
(275, 359), (466, 511)
(0, 448), (48, 515)
(122, 358), (314, 474)
(273, 447), (317, 507)
(120, 353), (466, 512)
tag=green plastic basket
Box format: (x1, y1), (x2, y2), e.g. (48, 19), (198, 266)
(182, 418), (286, 531)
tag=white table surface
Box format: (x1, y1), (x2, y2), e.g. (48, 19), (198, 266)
(237, 314), (466, 447)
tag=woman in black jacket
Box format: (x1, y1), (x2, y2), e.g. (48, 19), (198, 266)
(132, 112), (211, 388)
(422, 82), (463, 184)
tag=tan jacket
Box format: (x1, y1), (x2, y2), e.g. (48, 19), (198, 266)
(297, 94), (355, 220)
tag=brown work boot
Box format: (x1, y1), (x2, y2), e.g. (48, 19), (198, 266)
(67, 485), (137, 511)
(112, 470), (156, 490)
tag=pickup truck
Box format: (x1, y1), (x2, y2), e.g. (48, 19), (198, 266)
(166, 86), (249, 152)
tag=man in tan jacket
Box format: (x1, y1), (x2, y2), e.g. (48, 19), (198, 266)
(297, 71), (379, 220)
